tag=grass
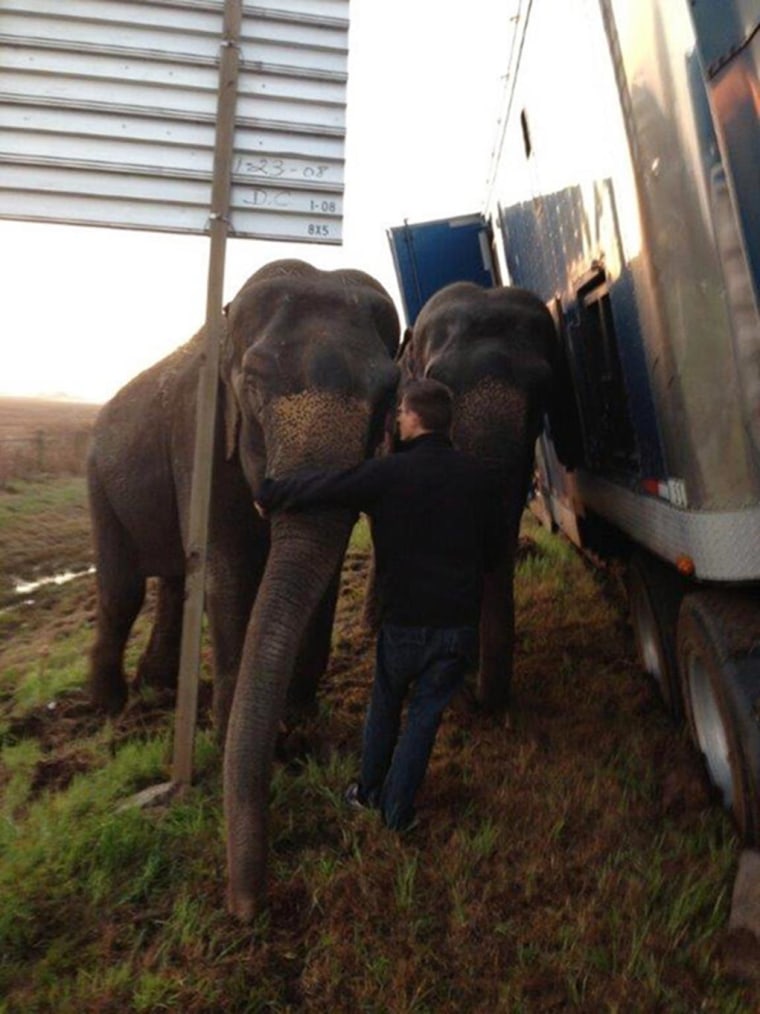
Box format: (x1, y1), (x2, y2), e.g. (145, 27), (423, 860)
(0, 476), (757, 1010)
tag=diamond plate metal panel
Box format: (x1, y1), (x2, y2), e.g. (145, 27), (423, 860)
(0, 0), (348, 242)
(576, 472), (760, 581)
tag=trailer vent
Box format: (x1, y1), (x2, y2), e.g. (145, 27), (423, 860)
(574, 274), (639, 474)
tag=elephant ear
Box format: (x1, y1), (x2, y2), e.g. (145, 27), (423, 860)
(372, 296), (401, 358)
(219, 312), (241, 461)
(396, 327), (418, 380)
(222, 381), (241, 461)
(337, 269), (400, 357)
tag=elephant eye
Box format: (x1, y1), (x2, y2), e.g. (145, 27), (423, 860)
(242, 347), (279, 385)
(242, 365), (269, 403)
(237, 367), (265, 413)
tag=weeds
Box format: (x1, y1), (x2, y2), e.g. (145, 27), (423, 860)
(394, 854), (418, 909)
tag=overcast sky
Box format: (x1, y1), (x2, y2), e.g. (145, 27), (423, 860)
(0, 0), (516, 403)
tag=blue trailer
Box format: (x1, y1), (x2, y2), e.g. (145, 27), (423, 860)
(389, 0), (760, 841)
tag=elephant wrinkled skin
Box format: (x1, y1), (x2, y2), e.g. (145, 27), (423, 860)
(87, 259), (400, 919)
(402, 280), (559, 713)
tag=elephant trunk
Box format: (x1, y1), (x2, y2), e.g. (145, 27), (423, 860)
(223, 506), (355, 921)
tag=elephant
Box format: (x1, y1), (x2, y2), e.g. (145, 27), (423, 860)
(400, 280), (559, 714)
(86, 258), (400, 919)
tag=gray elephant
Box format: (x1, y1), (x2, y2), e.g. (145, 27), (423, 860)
(401, 281), (559, 714)
(87, 258), (400, 919)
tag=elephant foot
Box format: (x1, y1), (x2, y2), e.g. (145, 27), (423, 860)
(284, 694), (319, 724)
(227, 889), (262, 924)
(475, 645), (513, 709)
(475, 676), (512, 717)
(476, 697), (513, 724)
(89, 673), (129, 716)
(135, 654), (179, 692)
(284, 679), (320, 722)
(475, 696), (514, 732)
(136, 684), (177, 714)
(88, 642), (130, 714)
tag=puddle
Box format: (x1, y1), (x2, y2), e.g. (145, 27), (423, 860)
(12, 566), (95, 595)
(1, 567), (95, 615)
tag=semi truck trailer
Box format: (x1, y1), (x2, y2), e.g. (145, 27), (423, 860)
(389, 0), (760, 841)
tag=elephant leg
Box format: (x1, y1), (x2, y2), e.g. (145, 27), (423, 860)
(207, 564), (264, 745)
(478, 555), (515, 713)
(361, 545), (381, 633)
(208, 592), (257, 747)
(202, 465), (270, 744)
(478, 464), (534, 713)
(287, 568), (342, 716)
(88, 473), (145, 714)
(477, 500), (521, 714)
(135, 575), (184, 693)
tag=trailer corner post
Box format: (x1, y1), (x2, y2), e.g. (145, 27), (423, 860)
(171, 0), (243, 789)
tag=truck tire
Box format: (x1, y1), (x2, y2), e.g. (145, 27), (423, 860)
(626, 551), (686, 720)
(677, 591), (760, 843)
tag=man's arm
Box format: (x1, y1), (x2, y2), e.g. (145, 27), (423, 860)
(256, 457), (388, 515)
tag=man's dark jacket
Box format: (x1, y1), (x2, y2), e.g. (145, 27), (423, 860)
(257, 432), (505, 628)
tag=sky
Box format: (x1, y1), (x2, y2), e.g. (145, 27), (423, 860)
(0, 1), (517, 403)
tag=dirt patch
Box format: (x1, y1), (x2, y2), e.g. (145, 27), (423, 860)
(2, 688), (100, 749)
(1, 677), (213, 755)
(29, 751), (94, 798)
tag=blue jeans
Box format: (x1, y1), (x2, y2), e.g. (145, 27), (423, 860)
(360, 623), (478, 830)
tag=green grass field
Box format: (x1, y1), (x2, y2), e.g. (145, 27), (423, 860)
(0, 475), (756, 1012)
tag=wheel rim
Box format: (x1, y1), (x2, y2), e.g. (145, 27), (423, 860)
(686, 649), (733, 808)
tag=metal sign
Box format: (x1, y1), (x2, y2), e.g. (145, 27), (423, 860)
(0, 0), (348, 243)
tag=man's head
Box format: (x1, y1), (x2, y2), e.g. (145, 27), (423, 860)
(397, 378), (453, 441)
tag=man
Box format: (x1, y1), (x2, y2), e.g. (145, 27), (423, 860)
(256, 379), (504, 832)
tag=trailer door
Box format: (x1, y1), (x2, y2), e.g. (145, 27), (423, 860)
(387, 214), (498, 326)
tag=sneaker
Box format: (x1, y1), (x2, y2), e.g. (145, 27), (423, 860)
(344, 781), (369, 811)
(384, 809), (420, 834)
(398, 813), (420, 834)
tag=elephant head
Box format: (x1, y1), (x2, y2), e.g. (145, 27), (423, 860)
(219, 259), (399, 920)
(402, 281), (557, 712)
(406, 282), (556, 485)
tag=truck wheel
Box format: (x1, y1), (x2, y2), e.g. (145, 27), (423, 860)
(677, 591), (760, 842)
(626, 551), (685, 720)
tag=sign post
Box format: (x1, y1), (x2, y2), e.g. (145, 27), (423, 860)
(171, 0), (242, 788)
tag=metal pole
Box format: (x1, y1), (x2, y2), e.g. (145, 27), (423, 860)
(172, 0), (242, 787)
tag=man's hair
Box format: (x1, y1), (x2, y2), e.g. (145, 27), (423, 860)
(401, 378), (453, 433)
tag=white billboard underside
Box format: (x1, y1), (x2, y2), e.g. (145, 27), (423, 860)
(0, 0), (348, 243)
